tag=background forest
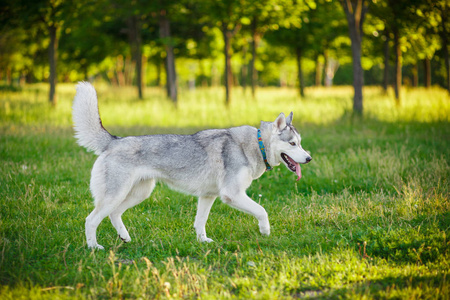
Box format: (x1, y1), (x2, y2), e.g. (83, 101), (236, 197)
(0, 0), (448, 108)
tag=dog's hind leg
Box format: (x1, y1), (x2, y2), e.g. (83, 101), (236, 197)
(86, 165), (134, 249)
(194, 197), (216, 243)
(109, 179), (155, 243)
(85, 194), (127, 250)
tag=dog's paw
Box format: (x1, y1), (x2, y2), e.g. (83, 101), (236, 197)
(88, 244), (105, 250)
(259, 226), (270, 236)
(197, 234), (214, 243)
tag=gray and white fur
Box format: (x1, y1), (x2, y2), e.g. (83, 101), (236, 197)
(73, 82), (312, 249)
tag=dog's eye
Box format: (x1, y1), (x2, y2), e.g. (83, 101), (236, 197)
(290, 142), (296, 146)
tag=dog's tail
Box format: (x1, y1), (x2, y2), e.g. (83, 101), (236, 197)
(72, 82), (115, 155)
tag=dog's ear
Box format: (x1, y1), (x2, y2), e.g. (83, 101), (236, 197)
(286, 111), (293, 125)
(273, 113), (286, 131)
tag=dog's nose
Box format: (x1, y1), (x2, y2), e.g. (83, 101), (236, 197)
(306, 156), (312, 163)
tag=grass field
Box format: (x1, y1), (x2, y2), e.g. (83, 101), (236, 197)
(0, 84), (449, 299)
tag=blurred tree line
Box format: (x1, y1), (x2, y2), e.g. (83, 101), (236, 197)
(0, 0), (448, 112)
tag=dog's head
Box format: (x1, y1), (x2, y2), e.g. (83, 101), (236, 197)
(263, 112), (312, 181)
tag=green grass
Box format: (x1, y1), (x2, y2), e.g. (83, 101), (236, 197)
(1, 83), (448, 128)
(0, 84), (449, 299)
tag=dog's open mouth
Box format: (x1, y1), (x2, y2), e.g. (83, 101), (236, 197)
(281, 153), (302, 181)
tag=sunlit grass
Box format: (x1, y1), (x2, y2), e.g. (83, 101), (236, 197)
(364, 87), (450, 123)
(0, 83), (448, 129)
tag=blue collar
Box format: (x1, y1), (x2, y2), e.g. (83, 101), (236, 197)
(257, 129), (272, 171)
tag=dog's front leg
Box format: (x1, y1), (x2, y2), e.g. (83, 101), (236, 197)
(222, 193), (270, 236)
(194, 197), (216, 243)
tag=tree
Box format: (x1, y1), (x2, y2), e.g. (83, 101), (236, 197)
(2, 0), (78, 105)
(369, 0), (441, 102)
(200, 0), (244, 104)
(269, 28), (309, 96)
(402, 24), (440, 88)
(170, 2), (221, 88)
(59, 0), (123, 82)
(109, 0), (155, 99)
(308, 0), (347, 87)
(339, 0), (369, 115)
(420, 0), (449, 92)
(46, 1), (60, 105)
(0, 21), (38, 85)
(265, 0), (347, 96)
(20, 0), (67, 105)
(127, 15), (144, 99)
(264, 1), (331, 98)
(159, 10), (178, 104)
(368, 0), (404, 98)
(242, 0), (302, 98)
(221, 2), (242, 104)
(382, 28), (390, 93)
(265, 25), (310, 97)
(35, 0), (70, 105)
(150, 0), (198, 104)
(365, 1), (392, 92)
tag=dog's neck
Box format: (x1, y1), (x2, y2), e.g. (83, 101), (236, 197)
(257, 129), (272, 171)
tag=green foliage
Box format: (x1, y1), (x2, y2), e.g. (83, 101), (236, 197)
(1, 0), (449, 89)
(0, 85), (449, 298)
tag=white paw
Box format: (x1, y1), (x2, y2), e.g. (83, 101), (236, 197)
(259, 226), (270, 236)
(88, 244), (105, 250)
(197, 234), (214, 243)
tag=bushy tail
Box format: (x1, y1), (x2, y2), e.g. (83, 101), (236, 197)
(72, 82), (114, 155)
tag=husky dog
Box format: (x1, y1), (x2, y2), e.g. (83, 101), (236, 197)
(73, 82), (312, 249)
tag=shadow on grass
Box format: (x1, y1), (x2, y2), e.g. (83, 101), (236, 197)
(292, 273), (448, 299)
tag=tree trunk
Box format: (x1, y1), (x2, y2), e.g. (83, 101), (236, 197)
(444, 42), (450, 92)
(439, 6), (449, 92)
(350, 35), (364, 113)
(222, 25), (232, 105)
(156, 59), (161, 87)
(135, 52), (143, 98)
(124, 55), (133, 86)
(323, 49), (331, 87)
(6, 68), (11, 85)
(412, 63), (418, 87)
(340, 0), (367, 115)
(393, 27), (401, 104)
(250, 17), (260, 99)
(241, 43), (248, 93)
(159, 11), (177, 104)
(382, 28), (390, 94)
(199, 59), (208, 87)
(423, 58), (431, 88)
(296, 47), (305, 98)
(443, 40), (450, 92)
(128, 15), (143, 99)
(82, 64), (88, 81)
(48, 24), (58, 106)
(142, 55), (147, 89)
(19, 70), (26, 86)
(116, 55), (125, 86)
(221, 21), (241, 105)
(314, 53), (323, 86)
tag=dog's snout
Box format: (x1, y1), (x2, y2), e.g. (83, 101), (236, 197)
(306, 156), (312, 163)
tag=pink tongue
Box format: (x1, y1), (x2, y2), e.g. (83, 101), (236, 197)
(295, 162), (302, 181)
